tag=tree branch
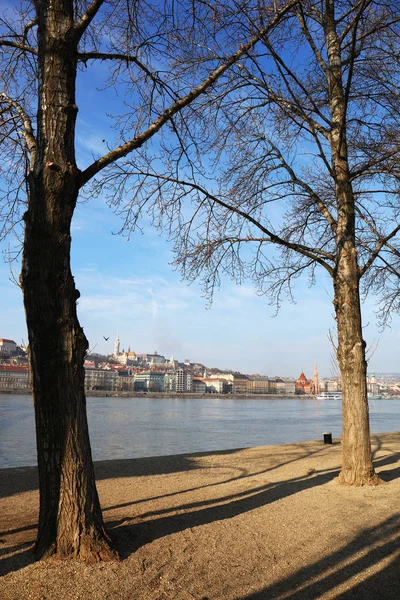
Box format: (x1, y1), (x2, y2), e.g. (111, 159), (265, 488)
(78, 0), (299, 187)
(295, 4), (328, 75)
(267, 141), (337, 233)
(358, 213), (400, 277)
(0, 93), (36, 166)
(130, 169), (335, 272)
(73, 0), (106, 42)
(350, 148), (400, 180)
(343, 0), (369, 111)
(0, 40), (37, 55)
(77, 51), (167, 90)
(22, 18), (37, 43)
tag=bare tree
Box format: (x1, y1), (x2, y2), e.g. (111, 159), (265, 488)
(107, 1), (400, 485)
(0, 0), (297, 561)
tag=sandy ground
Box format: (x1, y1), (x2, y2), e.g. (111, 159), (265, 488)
(1, 432), (400, 599)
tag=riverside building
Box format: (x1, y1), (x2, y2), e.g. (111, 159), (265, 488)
(0, 365), (30, 392)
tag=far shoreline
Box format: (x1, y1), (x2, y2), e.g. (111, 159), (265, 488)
(2, 390), (400, 399)
(86, 391), (309, 400)
(0, 390), (311, 399)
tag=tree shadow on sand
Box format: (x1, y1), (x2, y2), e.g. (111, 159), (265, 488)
(109, 465), (340, 558)
(0, 542), (34, 578)
(237, 514), (400, 600)
(102, 441), (332, 514)
(0, 443), (333, 576)
(0, 451), (226, 499)
(1, 434), (400, 579)
(107, 449), (400, 560)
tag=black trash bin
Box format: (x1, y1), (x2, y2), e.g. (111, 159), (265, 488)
(323, 432), (333, 444)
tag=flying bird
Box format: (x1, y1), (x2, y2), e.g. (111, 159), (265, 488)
(103, 336), (109, 341)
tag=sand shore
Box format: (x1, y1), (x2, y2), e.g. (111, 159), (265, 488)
(1, 432), (400, 599)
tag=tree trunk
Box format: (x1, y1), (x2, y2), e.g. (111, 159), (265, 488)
(334, 259), (379, 485)
(325, 0), (378, 485)
(19, 0), (116, 561)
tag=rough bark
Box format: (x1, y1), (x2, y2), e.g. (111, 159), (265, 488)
(20, 0), (116, 560)
(334, 272), (378, 485)
(325, 0), (378, 485)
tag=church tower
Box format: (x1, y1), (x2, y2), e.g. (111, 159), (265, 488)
(313, 361), (320, 395)
(114, 333), (120, 357)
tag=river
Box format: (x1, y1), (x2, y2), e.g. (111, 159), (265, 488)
(1, 394), (399, 468)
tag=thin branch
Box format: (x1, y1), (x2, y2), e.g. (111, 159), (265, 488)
(343, 0), (369, 110)
(0, 93), (36, 166)
(77, 52), (167, 90)
(358, 214), (400, 277)
(73, 0), (106, 42)
(337, 0), (373, 43)
(295, 4), (328, 75)
(0, 40), (37, 55)
(268, 141), (337, 232)
(22, 18), (37, 43)
(130, 169), (335, 271)
(350, 148), (400, 180)
(78, 0), (299, 187)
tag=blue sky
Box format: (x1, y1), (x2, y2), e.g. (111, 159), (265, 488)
(2, 194), (399, 378)
(1, 3), (400, 378)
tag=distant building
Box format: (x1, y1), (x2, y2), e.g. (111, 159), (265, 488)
(134, 371), (165, 392)
(275, 377), (286, 394)
(133, 352), (167, 366)
(295, 372), (312, 395)
(192, 378), (207, 394)
(209, 372), (234, 382)
(321, 379), (340, 392)
(269, 379), (277, 393)
(248, 376), (270, 394)
(148, 352), (166, 366)
(117, 369), (134, 392)
(283, 379), (296, 394)
(232, 375), (249, 394)
(209, 372), (248, 393)
(164, 371), (177, 392)
(176, 369), (193, 392)
(367, 371), (380, 396)
(84, 368), (118, 391)
(84, 360), (96, 368)
(369, 382), (380, 395)
(0, 365), (30, 391)
(202, 377), (229, 394)
(0, 339), (17, 355)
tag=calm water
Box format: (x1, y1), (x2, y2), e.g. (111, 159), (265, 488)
(0, 395), (399, 468)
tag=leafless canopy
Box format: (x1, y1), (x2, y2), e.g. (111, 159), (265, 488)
(95, 1), (400, 325)
(0, 1), (298, 236)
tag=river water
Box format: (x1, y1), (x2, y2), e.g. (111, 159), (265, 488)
(0, 395), (399, 468)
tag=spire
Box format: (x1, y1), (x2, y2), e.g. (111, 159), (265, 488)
(114, 333), (120, 357)
(313, 361), (320, 395)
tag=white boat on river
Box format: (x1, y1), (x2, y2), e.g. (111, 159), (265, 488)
(316, 392), (342, 400)
(317, 392), (382, 400)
